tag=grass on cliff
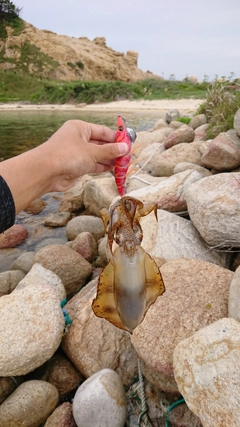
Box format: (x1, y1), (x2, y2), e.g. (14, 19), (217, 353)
(0, 71), (209, 103)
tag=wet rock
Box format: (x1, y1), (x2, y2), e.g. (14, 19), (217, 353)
(43, 212), (71, 227)
(173, 318), (240, 427)
(0, 380), (59, 426)
(66, 215), (104, 241)
(72, 369), (127, 427)
(131, 258), (233, 393)
(61, 279), (138, 386)
(0, 224), (28, 249)
(34, 244), (92, 298)
(24, 197), (47, 214)
(0, 284), (65, 376)
(0, 269), (25, 296)
(15, 263), (66, 302)
(71, 231), (98, 263)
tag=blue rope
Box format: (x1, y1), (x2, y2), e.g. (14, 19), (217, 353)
(165, 398), (185, 427)
(60, 299), (72, 331)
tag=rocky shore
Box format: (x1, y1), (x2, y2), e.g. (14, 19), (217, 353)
(0, 105), (240, 426)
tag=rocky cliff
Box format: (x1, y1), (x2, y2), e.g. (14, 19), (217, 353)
(0, 21), (161, 82)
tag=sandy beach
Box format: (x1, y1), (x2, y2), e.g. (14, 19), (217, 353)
(0, 98), (204, 115)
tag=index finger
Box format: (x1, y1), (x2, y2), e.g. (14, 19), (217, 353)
(89, 123), (116, 144)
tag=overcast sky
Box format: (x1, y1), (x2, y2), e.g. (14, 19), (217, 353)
(14, 0), (240, 82)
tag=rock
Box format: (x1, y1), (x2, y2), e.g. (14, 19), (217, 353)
(186, 172), (240, 247)
(194, 123), (209, 141)
(168, 402), (202, 427)
(45, 402), (77, 427)
(128, 169), (205, 212)
(151, 142), (202, 176)
(131, 258), (233, 393)
(35, 237), (67, 251)
(95, 235), (108, 267)
(0, 224), (28, 248)
(58, 177), (87, 213)
(228, 265), (240, 321)
(189, 114), (207, 130)
(83, 176), (119, 216)
(72, 369), (127, 427)
(15, 263), (66, 302)
(127, 172), (166, 193)
(184, 75), (198, 83)
(0, 284), (65, 376)
(10, 250), (35, 273)
(61, 279), (138, 385)
(149, 118), (168, 131)
(132, 127), (172, 158)
(234, 108), (240, 136)
(165, 109), (180, 124)
(169, 120), (183, 129)
(173, 162), (211, 176)
(71, 231), (98, 263)
(0, 380), (59, 426)
(66, 215), (105, 241)
(0, 377), (18, 404)
(201, 131), (240, 170)
(34, 244), (92, 298)
(43, 212), (71, 227)
(164, 125), (195, 149)
(173, 318), (240, 427)
(136, 142), (165, 173)
(140, 209), (229, 267)
(24, 197), (47, 214)
(0, 269), (25, 296)
(39, 352), (84, 399)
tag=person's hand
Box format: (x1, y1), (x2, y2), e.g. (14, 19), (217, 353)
(44, 119), (129, 192)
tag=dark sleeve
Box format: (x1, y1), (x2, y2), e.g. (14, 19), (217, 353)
(0, 176), (16, 233)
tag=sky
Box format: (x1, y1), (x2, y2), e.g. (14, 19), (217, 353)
(14, 0), (240, 82)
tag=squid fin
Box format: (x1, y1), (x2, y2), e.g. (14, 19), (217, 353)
(144, 251), (165, 312)
(92, 261), (131, 333)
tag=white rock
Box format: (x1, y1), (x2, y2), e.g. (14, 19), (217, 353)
(173, 318), (240, 427)
(0, 284), (65, 376)
(73, 369), (127, 427)
(15, 263), (66, 302)
(228, 265), (240, 321)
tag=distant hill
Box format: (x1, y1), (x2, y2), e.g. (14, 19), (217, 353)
(0, 20), (162, 82)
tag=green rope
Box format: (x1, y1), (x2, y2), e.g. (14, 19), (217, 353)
(165, 398), (185, 427)
(60, 299), (72, 332)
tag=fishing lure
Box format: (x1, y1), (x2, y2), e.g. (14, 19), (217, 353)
(114, 114), (137, 196)
(92, 196), (165, 333)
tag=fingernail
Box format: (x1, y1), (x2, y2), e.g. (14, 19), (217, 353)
(117, 143), (128, 155)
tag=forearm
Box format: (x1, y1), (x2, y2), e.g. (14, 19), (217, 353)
(0, 144), (56, 214)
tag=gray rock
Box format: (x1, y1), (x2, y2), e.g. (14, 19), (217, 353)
(189, 114), (207, 130)
(173, 318), (240, 427)
(0, 380), (59, 426)
(10, 251), (35, 273)
(66, 215), (105, 241)
(72, 369), (127, 427)
(0, 284), (65, 376)
(165, 109), (180, 124)
(43, 212), (71, 227)
(0, 270), (25, 296)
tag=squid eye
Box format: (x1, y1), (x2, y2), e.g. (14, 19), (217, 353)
(118, 126), (124, 131)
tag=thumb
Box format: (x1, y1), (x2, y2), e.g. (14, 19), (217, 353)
(98, 142), (129, 161)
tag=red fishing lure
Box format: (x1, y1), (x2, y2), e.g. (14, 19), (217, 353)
(114, 114), (136, 196)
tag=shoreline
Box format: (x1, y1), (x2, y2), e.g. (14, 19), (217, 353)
(0, 98), (204, 114)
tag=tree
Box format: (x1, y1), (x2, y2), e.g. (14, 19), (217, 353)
(0, 0), (21, 22)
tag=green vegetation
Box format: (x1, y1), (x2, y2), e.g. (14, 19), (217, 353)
(197, 79), (240, 138)
(0, 73), (210, 104)
(175, 117), (191, 125)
